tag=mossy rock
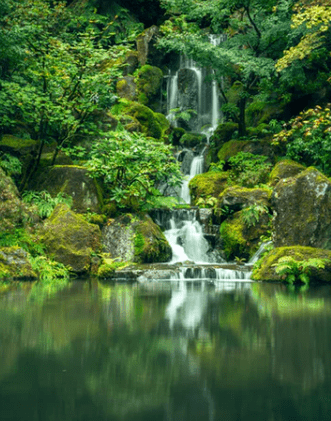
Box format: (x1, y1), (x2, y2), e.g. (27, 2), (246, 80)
(180, 132), (207, 148)
(0, 246), (37, 280)
(102, 213), (172, 264)
(155, 112), (170, 136)
(39, 152), (73, 168)
(269, 159), (306, 187)
(210, 122), (238, 149)
(219, 209), (270, 261)
(97, 260), (130, 279)
(116, 76), (137, 101)
(252, 246), (331, 283)
(40, 204), (101, 274)
(217, 186), (271, 213)
(123, 102), (163, 139)
(0, 135), (38, 156)
(217, 140), (248, 162)
(272, 167), (331, 249)
(189, 171), (229, 205)
(0, 168), (37, 234)
(217, 139), (275, 164)
(29, 165), (103, 214)
(136, 26), (160, 66)
(135, 65), (163, 109)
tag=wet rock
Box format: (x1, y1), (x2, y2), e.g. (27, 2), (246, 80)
(102, 214), (172, 264)
(272, 167), (331, 249)
(41, 204), (101, 274)
(0, 247), (37, 280)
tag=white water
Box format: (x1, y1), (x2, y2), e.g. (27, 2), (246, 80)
(180, 153), (204, 204)
(164, 213), (210, 263)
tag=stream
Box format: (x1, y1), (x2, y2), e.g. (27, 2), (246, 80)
(1, 280), (331, 420)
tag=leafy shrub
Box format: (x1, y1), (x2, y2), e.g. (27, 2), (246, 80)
(242, 204), (269, 227)
(0, 228), (45, 256)
(0, 153), (22, 176)
(22, 190), (73, 219)
(228, 152), (272, 187)
(29, 256), (70, 282)
(272, 105), (331, 175)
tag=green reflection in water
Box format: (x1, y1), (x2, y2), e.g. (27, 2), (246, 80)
(0, 281), (331, 420)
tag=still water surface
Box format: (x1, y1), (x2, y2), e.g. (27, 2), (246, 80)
(1, 279), (331, 421)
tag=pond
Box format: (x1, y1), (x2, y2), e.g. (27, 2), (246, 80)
(1, 279), (331, 421)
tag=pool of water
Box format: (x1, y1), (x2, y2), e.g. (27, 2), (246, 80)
(1, 279), (331, 421)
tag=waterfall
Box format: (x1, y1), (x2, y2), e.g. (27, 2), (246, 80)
(163, 209), (211, 263)
(180, 149), (205, 204)
(166, 35), (223, 132)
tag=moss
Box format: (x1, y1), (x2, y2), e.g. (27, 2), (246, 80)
(189, 171), (229, 205)
(0, 246), (37, 280)
(133, 216), (172, 263)
(252, 246), (331, 283)
(0, 135), (38, 151)
(217, 140), (249, 162)
(155, 112), (170, 134)
(220, 213), (247, 261)
(218, 186), (271, 213)
(124, 102), (162, 139)
(117, 79), (128, 91)
(180, 132), (207, 148)
(210, 122), (238, 148)
(269, 159), (305, 187)
(97, 260), (130, 279)
(135, 65), (163, 108)
(41, 204), (101, 273)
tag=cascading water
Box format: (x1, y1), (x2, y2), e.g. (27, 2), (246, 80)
(180, 148), (205, 204)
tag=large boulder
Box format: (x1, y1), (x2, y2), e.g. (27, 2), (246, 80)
(268, 159), (305, 187)
(0, 247), (37, 280)
(116, 76), (137, 101)
(189, 171), (229, 206)
(40, 204), (101, 274)
(0, 168), (37, 233)
(29, 165), (103, 214)
(135, 65), (163, 110)
(272, 167), (331, 249)
(102, 214), (172, 264)
(217, 186), (271, 213)
(252, 246), (331, 283)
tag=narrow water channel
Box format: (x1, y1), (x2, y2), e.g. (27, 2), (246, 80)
(1, 280), (331, 421)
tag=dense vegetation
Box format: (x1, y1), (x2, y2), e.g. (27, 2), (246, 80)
(1, 0), (331, 283)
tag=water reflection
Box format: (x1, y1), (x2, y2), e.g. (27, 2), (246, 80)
(1, 280), (331, 420)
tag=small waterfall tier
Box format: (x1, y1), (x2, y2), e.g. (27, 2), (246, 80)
(151, 208), (223, 264)
(180, 149), (205, 204)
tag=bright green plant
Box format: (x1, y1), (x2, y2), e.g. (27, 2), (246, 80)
(273, 256), (326, 285)
(85, 128), (182, 210)
(242, 204), (269, 227)
(22, 190), (73, 219)
(29, 256), (70, 282)
(195, 196), (218, 209)
(0, 228), (45, 256)
(228, 152), (272, 187)
(0, 153), (22, 176)
(273, 105), (331, 175)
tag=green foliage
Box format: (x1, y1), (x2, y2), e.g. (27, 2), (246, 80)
(272, 105), (331, 174)
(168, 108), (197, 125)
(228, 152), (272, 187)
(0, 153), (22, 176)
(195, 196), (218, 209)
(29, 256), (70, 282)
(0, 228), (45, 256)
(22, 190), (73, 219)
(242, 204), (269, 227)
(0, 0), (128, 185)
(273, 256), (326, 285)
(85, 128), (182, 210)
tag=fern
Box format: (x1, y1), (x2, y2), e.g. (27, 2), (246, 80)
(22, 190), (73, 219)
(274, 256), (326, 285)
